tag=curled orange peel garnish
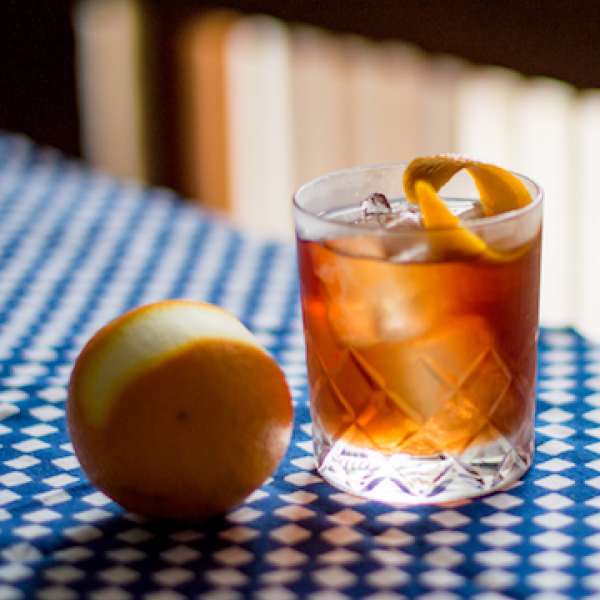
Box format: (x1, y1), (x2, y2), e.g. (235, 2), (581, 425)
(415, 180), (488, 258)
(404, 155), (533, 261)
(403, 154), (531, 216)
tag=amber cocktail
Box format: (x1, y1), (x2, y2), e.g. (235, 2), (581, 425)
(293, 160), (543, 503)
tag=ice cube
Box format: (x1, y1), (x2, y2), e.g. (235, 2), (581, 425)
(382, 209), (423, 230)
(313, 243), (446, 347)
(385, 240), (433, 263)
(357, 315), (506, 453)
(379, 209), (430, 262)
(452, 202), (486, 221)
(353, 192), (397, 227)
(313, 243), (403, 345)
(352, 192), (428, 231)
(361, 192), (392, 216)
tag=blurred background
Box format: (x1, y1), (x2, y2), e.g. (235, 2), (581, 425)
(2, 0), (600, 334)
(4, 0), (600, 172)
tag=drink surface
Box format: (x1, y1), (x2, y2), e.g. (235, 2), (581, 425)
(297, 201), (542, 457)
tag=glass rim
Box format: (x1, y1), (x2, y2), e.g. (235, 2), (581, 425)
(292, 161), (544, 235)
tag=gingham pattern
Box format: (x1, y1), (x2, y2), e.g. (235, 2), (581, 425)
(0, 133), (598, 599)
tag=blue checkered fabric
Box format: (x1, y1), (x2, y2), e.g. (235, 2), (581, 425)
(0, 132), (598, 599)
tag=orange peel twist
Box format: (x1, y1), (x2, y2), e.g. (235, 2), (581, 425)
(403, 155), (533, 261)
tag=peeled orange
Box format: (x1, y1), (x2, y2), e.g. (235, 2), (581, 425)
(67, 300), (294, 521)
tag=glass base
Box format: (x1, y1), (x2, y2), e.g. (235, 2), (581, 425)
(314, 436), (534, 504)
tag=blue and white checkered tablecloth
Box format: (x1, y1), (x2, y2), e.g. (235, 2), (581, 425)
(0, 132), (599, 599)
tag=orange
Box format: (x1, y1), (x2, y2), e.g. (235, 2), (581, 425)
(67, 300), (294, 521)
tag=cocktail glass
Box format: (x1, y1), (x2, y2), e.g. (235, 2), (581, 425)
(293, 162), (543, 503)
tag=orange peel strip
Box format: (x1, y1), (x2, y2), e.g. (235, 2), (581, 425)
(404, 155), (533, 261)
(415, 180), (487, 258)
(403, 154), (531, 216)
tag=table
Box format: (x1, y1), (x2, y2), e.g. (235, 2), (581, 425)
(0, 132), (597, 599)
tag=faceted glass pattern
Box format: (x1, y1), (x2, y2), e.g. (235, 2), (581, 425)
(308, 327), (537, 503)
